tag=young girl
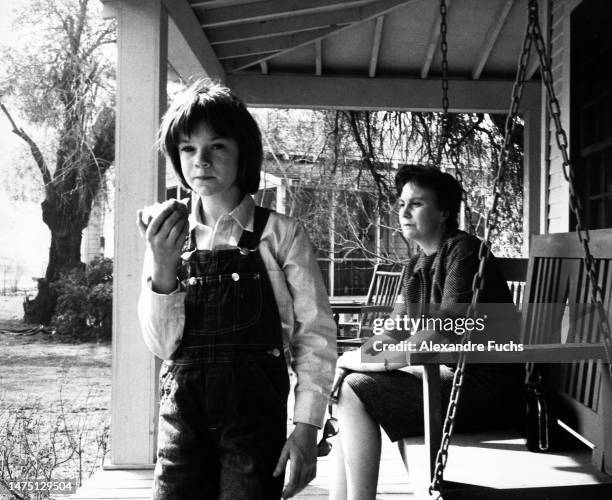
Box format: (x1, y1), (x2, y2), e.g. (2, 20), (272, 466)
(136, 80), (337, 499)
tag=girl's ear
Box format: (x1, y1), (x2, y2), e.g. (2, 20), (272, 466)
(440, 211), (450, 224)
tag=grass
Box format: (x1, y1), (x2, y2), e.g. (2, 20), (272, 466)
(0, 293), (111, 498)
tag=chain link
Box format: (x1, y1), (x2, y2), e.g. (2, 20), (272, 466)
(438, 0), (475, 235)
(428, 2), (535, 497)
(430, 1), (612, 498)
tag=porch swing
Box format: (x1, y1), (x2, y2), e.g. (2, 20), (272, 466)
(398, 0), (612, 498)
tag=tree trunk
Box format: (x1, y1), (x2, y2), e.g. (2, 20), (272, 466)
(24, 199), (88, 324)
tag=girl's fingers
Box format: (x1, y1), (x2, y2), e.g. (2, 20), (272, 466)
(136, 210), (147, 238)
(147, 204), (179, 236)
(170, 218), (190, 246)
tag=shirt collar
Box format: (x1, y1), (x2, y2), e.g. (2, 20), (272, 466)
(189, 195), (255, 232)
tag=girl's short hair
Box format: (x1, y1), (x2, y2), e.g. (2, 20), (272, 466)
(395, 164), (462, 231)
(159, 79), (262, 194)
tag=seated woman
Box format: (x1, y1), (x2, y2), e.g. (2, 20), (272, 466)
(330, 165), (522, 500)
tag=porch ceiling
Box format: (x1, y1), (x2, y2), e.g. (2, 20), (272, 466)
(98, 0), (545, 110)
(156, 0), (544, 110)
(191, 0), (538, 80)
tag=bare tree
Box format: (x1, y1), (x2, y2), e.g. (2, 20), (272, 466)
(0, 0), (115, 323)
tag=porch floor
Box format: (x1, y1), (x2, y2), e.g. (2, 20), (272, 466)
(69, 429), (612, 499)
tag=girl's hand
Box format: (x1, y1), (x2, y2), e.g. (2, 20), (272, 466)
(273, 422), (317, 498)
(136, 200), (189, 293)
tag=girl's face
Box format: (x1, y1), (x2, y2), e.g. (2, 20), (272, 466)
(178, 122), (240, 200)
(398, 182), (448, 252)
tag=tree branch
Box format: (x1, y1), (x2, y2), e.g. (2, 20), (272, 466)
(0, 102), (53, 187)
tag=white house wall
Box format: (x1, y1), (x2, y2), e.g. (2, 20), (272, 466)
(546, 0), (582, 233)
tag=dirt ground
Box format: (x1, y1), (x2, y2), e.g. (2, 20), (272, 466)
(0, 293), (112, 496)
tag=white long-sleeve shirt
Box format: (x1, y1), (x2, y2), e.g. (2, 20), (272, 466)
(138, 195), (337, 428)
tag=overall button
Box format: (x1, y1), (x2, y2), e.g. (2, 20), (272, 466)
(268, 348), (281, 357)
(231, 273), (240, 281)
(188, 277), (198, 286)
(239, 247), (250, 255)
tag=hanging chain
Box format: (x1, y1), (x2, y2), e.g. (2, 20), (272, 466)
(438, 0), (475, 234)
(528, 1), (612, 374)
(428, 4), (535, 498)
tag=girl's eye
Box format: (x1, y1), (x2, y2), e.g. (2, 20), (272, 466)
(210, 143), (225, 150)
(180, 145), (194, 153)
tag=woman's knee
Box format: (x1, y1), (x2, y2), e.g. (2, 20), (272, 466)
(337, 373), (365, 410)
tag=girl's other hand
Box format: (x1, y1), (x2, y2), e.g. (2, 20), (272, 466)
(136, 199), (189, 294)
(273, 422), (317, 498)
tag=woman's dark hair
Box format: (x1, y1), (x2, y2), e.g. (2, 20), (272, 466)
(159, 79), (262, 194)
(395, 164), (462, 231)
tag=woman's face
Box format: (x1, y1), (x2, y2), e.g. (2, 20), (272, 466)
(398, 182), (448, 252)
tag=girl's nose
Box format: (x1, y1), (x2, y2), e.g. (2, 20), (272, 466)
(196, 150), (211, 168)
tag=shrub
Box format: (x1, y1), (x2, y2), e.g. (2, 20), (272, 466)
(50, 257), (113, 340)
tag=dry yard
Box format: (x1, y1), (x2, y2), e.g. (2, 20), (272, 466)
(0, 294), (111, 499)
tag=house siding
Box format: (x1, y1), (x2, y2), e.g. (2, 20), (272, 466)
(546, 0), (585, 232)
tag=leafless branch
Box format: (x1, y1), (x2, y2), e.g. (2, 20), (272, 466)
(0, 102), (53, 188)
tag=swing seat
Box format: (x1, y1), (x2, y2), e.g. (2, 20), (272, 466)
(403, 229), (612, 498)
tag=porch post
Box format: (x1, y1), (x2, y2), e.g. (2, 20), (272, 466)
(522, 85), (543, 252)
(111, 0), (167, 466)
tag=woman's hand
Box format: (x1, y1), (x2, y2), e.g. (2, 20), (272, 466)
(273, 422), (318, 498)
(337, 346), (407, 372)
(136, 200), (189, 294)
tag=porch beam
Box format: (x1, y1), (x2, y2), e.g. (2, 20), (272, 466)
(112, 0), (167, 466)
(205, 11), (354, 45)
(196, 0), (373, 28)
(315, 40), (323, 76)
(368, 16), (385, 78)
(214, 27), (337, 60)
(227, 74), (538, 113)
(472, 0), (515, 80)
(221, 0), (417, 72)
(162, 0), (225, 80)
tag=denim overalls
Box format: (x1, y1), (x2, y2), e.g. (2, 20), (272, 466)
(154, 207), (289, 500)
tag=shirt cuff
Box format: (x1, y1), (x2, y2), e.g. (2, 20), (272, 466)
(292, 390), (330, 429)
(146, 277), (181, 295)
(141, 279), (185, 316)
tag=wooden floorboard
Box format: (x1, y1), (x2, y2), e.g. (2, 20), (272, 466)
(67, 428), (612, 499)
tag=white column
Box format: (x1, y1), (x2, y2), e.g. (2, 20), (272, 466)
(111, 0), (167, 466)
(522, 85), (543, 254)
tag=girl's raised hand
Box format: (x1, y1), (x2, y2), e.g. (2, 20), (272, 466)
(136, 199), (189, 294)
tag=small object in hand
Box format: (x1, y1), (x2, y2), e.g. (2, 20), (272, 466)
(317, 415), (339, 457)
(141, 198), (190, 228)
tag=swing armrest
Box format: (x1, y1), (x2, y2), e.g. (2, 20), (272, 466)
(405, 342), (609, 366)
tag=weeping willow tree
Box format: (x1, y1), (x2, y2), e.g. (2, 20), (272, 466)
(257, 108), (524, 266)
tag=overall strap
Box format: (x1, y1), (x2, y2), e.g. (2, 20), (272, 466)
(237, 206), (272, 250)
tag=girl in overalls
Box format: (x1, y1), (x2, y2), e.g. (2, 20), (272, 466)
(136, 80), (337, 499)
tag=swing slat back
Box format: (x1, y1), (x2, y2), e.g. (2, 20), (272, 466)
(405, 230), (612, 485)
(521, 230), (612, 460)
